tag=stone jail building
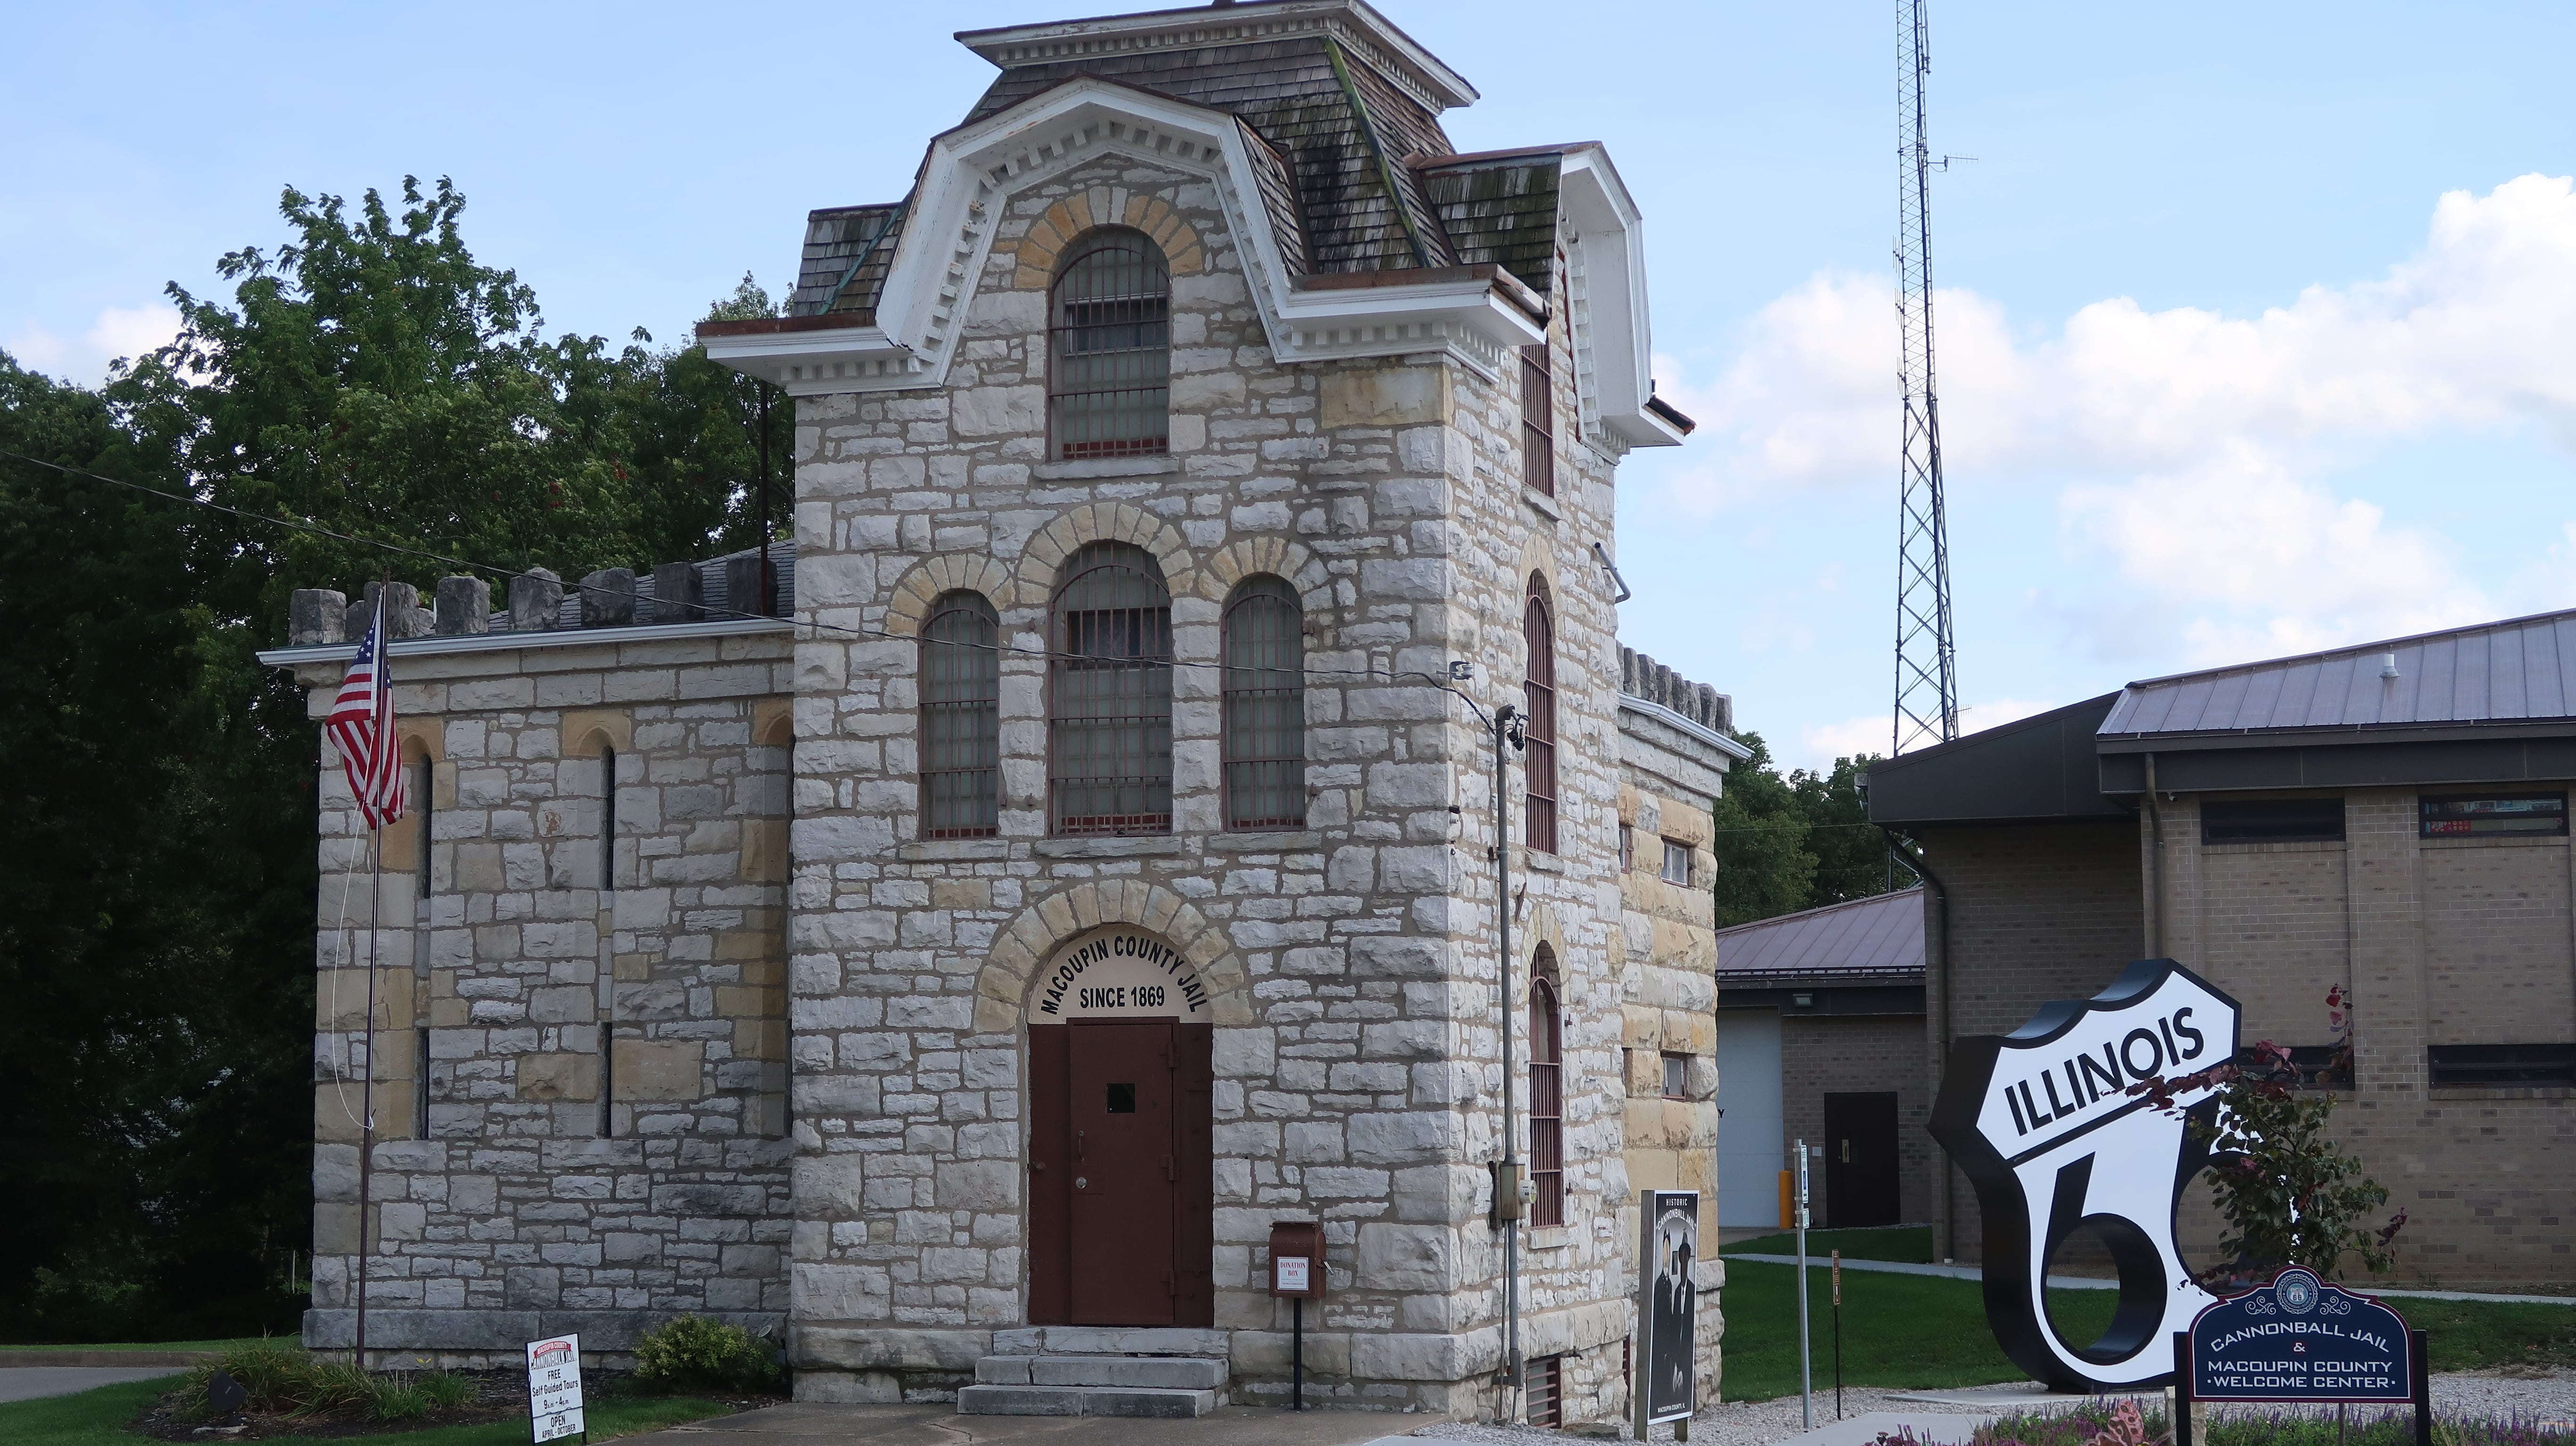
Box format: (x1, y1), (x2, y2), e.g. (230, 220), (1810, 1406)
(262, 0), (1743, 1422)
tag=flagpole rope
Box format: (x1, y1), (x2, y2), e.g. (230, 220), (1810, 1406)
(0, 449), (1469, 691)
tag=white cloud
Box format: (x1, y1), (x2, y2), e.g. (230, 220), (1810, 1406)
(1661, 173), (2576, 663)
(1794, 697), (2060, 773)
(6, 303), (181, 386)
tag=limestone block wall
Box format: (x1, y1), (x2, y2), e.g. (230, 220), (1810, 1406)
(1614, 707), (1727, 1399)
(297, 627), (796, 1360)
(777, 149), (1640, 1417)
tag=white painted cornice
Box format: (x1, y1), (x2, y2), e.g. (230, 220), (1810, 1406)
(1552, 143), (1687, 449)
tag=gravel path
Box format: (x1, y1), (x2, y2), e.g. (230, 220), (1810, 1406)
(1394, 1370), (2576, 1445)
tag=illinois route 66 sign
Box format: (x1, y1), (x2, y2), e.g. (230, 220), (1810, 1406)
(1929, 958), (2242, 1390)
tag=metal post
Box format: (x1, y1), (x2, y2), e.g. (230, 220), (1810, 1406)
(1493, 703), (1523, 1422)
(2409, 1330), (2431, 1446)
(1292, 1296), (1304, 1412)
(2172, 1331), (2193, 1446)
(354, 827), (385, 1371)
(755, 380), (774, 618)
(1795, 1140), (1812, 1430)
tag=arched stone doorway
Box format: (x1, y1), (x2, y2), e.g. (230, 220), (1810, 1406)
(1024, 924), (1214, 1327)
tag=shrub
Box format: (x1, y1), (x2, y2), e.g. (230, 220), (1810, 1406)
(175, 1340), (479, 1422)
(631, 1315), (783, 1394)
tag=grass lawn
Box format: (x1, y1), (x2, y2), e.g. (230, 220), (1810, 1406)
(1722, 1226), (1936, 1263)
(0, 1377), (738, 1446)
(1719, 1256), (2116, 1401)
(1718, 1257), (2576, 1403)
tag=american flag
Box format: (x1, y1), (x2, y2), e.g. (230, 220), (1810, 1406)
(328, 591), (408, 830)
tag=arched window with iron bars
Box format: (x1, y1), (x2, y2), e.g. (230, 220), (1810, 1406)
(1522, 577), (1558, 853)
(1222, 576), (1305, 830)
(1049, 541), (1173, 835)
(920, 590), (1000, 838)
(1529, 964), (1564, 1228)
(1049, 229), (1170, 460)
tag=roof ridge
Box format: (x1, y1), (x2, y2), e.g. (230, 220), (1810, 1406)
(2121, 604), (2576, 692)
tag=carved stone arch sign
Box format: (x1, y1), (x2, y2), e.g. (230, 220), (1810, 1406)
(1929, 958), (2243, 1390)
(1029, 925), (1211, 1022)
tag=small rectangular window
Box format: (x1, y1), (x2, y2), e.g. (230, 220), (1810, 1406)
(1619, 824), (1635, 871)
(2420, 792), (2568, 839)
(1662, 840), (1693, 885)
(1523, 1354), (1563, 1429)
(2428, 1043), (2575, 1087)
(2202, 796), (2344, 844)
(1520, 343), (1554, 498)
(414, 1026), (432, 1137)
(1662, 1052), (1690, 1099)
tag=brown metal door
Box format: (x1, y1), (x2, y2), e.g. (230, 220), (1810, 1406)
(1069, 1022), (1176, 1324)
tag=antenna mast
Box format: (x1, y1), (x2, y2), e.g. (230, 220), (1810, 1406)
(1892, 0), (1959, 754)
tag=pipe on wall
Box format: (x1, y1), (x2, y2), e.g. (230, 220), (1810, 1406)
(2142, 753), (2166, 958)
(1884, 827), (1958, 1265)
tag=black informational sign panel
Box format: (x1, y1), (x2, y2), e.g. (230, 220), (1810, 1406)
(1634, 1190), (1698, 1431)
(2174, 1271), (2430, 1446)
(2190, 1268), (2412, 1402)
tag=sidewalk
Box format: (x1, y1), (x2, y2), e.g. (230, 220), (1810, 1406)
(618, 1401), (1419, 1446)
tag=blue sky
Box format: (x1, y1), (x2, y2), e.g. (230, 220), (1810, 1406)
(8, 2), (2574, 769)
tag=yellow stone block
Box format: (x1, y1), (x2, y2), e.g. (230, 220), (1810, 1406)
(613, 1040), (703, 1101)
(518, 1053), (600, 1102)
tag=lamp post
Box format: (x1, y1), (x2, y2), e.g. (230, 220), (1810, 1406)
(1490, 701), (1527, 1418)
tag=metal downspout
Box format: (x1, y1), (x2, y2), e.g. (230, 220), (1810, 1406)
(2143, 753), (2166, 957)
(1886, 828), (1957, 1263)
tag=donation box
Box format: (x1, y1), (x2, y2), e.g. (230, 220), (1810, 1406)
(1269, 1220), (1325, 1299)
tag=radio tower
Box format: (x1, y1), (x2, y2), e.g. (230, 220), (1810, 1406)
(1892, 0), (1959, 755)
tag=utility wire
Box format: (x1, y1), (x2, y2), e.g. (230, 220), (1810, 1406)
(3, 447), (1483, 691)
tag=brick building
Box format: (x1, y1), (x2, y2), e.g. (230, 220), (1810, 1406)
(1870, 611), (2576, 1287)
(258, 0), (1747, 1423)
(1712, 890), (1932, 1232)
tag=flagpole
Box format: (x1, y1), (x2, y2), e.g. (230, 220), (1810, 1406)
(355, 822), (383, 1372)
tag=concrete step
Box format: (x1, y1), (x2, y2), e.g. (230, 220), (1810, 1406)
(956, 1384), (1219, 1418)
(974, 1354), (1227, 1389)
(987, 1326), (1229, 1357)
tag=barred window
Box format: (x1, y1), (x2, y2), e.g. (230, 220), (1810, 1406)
(920, 591), (1000, 839)
(1223, 576), (1305, 829)
(1050, 229), (1169, 460)
(1522, 578), (1558, 853)
(1520, 341), (1554, 498)
(1529, 967), (1564, 1229)
(1050, 542), (1173, 835)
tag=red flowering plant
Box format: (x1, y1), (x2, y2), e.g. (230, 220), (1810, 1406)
(2126, 993), (2404, 1292)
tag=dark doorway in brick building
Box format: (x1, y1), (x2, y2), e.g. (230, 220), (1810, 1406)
(1824, 1092), (1901, 1228)
(1028, 1020), (1212, 1326)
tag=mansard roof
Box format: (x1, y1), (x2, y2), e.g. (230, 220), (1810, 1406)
(710, 1), (1686, 446)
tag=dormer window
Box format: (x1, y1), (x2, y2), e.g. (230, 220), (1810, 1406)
(1049, 228), (1170, 460)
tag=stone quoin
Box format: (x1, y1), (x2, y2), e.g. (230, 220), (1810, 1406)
(262, 0), (1743, 1423)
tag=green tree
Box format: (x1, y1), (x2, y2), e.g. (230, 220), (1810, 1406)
(0, 177), (792, 1340)
(1710, 738), (1917, 927)
(0, 353), (314, 1339)
(128, 178), (791, 627)
(1710, 733), (1817, 926)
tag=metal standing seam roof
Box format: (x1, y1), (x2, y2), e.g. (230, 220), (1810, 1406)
(1714, 888), (1925, 980)
(2099, 607), (2576, 739)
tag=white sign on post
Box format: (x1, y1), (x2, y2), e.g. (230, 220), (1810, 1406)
(1275, 1255), (1311, 1293)
(526, 1334), (584, 1444)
